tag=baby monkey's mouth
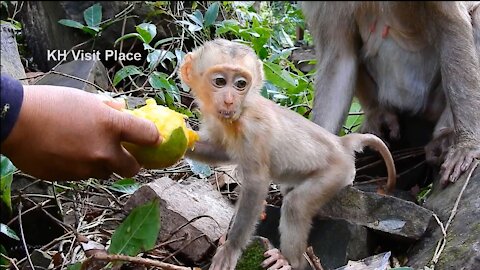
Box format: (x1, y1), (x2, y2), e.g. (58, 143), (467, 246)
(218, 110), (236, 119)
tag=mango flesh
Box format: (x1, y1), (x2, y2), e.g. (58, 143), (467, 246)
(122, 98), (199, 169)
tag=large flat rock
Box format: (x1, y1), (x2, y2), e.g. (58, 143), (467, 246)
(407, 165), (480, 269)
(317, 186), (434, 241)
(35, 59), (109, 93)
(256, 205), (372, 270)
(1, 23), (27, 81)
(124, 177), (234, 262)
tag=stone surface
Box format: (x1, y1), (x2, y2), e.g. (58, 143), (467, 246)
(407, 165), (480, 270)
(34, 59), (109, 93)
(124, 177), (235, 262)
(289, 46), (316, 73)
(21, 249), (52, 270)
(256, 205), (373, 270)
(0, 23), (27, 81)
(317, 186), (434, 241)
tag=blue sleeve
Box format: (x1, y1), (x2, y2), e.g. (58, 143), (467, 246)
(1, 74), (24, 143)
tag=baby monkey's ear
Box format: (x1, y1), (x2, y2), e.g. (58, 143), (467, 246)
(179, 52), (195, 86)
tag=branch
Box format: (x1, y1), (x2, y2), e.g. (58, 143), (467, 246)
(89, 253), (201, 270)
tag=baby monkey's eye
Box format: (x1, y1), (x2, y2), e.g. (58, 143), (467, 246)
(213, 77), (227, 87)
(234, 78), (247, 90)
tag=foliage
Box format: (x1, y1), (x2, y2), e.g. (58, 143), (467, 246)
(107, 178), (141, 195)
(417, 183), (433, 205)
(0, 1), (22, 30)
(0, 244), (8, 269)
(58, 3), (103, 37)
(236, 238), (267, 270)
(108, 199), (161, 256)
(0, 223), (19, 241)
(66, 262), (82, 270)
(0, 155), (16, 212)
(56, 2), (363, 135)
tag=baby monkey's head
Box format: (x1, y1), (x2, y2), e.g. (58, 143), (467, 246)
(179, 39), (264, 121)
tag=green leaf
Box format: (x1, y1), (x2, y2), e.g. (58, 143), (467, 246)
(149, 72), (173, 90)
(81, 26), (99, 36)
(136, 23), (157, 44)
(0, 244), (9, 268)
(85, 25), (101, 32)
(1, 155), (15, 177)
(204, 2), (220, 27)
(156, 91), (166, 103)
(147, 50), (175, 70)
(176, 20), (203, 32)
(108, 199), (161, 256)
(263, 62), (297, 91)
(277, 28), (294, 48)
(174, 49), (186, 68)
(114, 33), (142, 47)
(66, 262), (82, 270)
(58, 19), (84, 29)
(167, 83), (181, 103)
(113, 66), (142, 86)
(108, 178), (140, 195)
(1, 155), (15, 211)
(83, 3), (102, 27)
(0, 223), (19, 241)
(214, 20), (239, 35)
(341, 101), (364, 135)
(154, 37), (178, 48)
(188, 11), (203, 27)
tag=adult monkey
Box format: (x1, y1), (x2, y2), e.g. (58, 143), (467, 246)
(301, 1), (480, 186)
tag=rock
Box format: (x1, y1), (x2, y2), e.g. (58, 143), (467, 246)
(34, 59), (109, 93)
(317, 186), (434, 241)
(334, 252), (392, 270)
(289, 46), (316, 73)
(21, 249), (52, 270)
(406, 165), (480, 270)
(255, 205), (372, 270)
(0, 23), (27, 81)
(124, 177), (235, 262)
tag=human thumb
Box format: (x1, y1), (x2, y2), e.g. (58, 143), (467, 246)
(117, 111), (162, 146)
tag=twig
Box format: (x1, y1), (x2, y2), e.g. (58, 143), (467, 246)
(153, 236), (188, 250)
(354, 160), (426, 186)
(24, 197), (73, 232)
(305, 246), (324, 270)
(0, 253), (21, 270)
(165, 215), (221, 242)
(18, 201), (35, 270)
(161, 233), (211, 262)
(13, 232), (74, 267)
(50, 71), (106, 92)
(356, 149), (424, 172)
(430, 160), (479, 266)
(89, 253), (200, 270)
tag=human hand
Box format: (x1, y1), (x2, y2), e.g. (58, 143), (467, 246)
(1, 85), (161, 181)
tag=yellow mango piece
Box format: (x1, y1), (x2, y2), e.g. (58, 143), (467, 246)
(122, 98), (199, 169)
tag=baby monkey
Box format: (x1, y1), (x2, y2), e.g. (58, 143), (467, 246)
(180, 39), (397, 270)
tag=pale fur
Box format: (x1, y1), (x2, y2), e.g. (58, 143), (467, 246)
(302, 1), (480, 185)
(181, 39), (396, 270)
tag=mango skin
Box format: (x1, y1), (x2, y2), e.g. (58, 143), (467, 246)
(122, 99), (199, 169)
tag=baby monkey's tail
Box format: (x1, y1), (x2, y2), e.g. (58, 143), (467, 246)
(342, 133), (397, 194)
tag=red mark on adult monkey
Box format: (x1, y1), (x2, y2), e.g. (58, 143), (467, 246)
(302, 1), (480, 186)
(180, 39), (396, 270)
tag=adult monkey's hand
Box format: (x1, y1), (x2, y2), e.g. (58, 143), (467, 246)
(1, 85), (162, 181)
